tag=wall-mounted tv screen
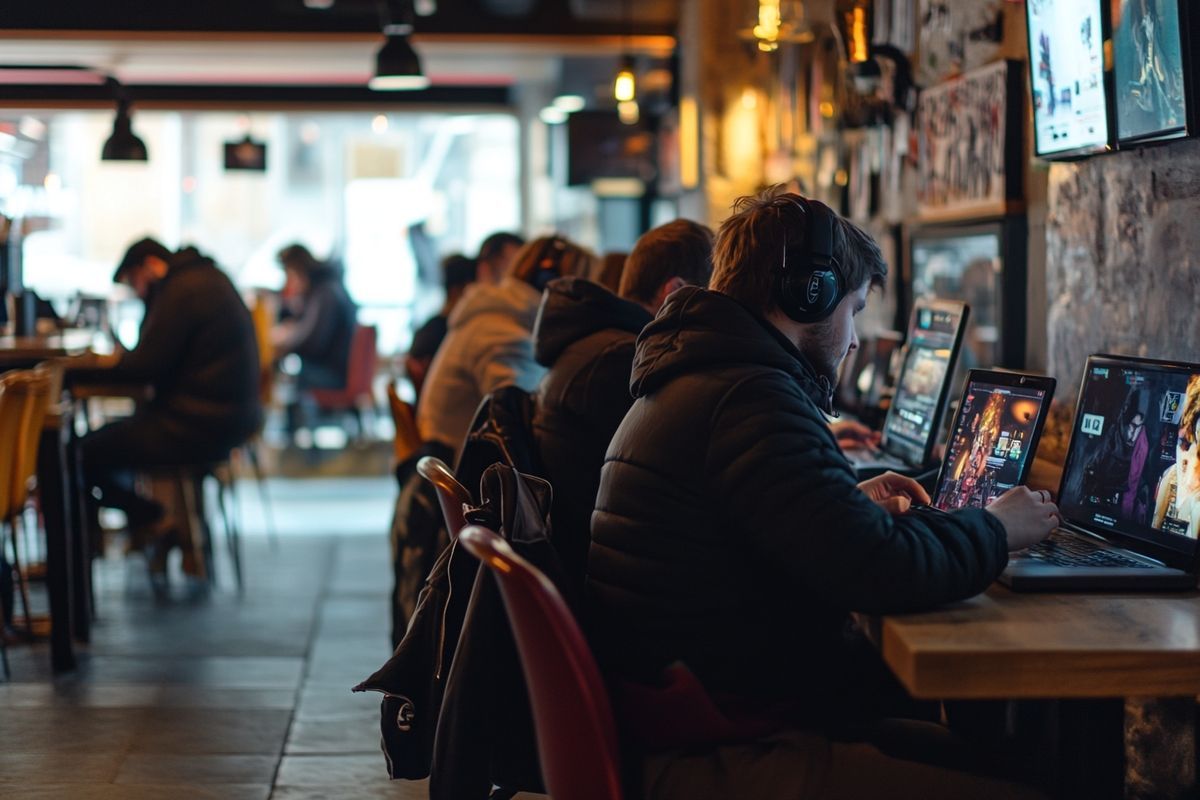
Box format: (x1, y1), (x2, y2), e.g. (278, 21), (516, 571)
(1112, 0), (1192, 144)
(1026, 0), (1111, 158)
(911, 226), (1002, 370)
(566, 111), (655, 187)
(224, 137), (267, 171)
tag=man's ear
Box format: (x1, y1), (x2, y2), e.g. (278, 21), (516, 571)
(652, 276), (688, 312)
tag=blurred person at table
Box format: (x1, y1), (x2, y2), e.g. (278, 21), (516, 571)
(74, 238), (261, 577)
(271, 243), (358, 437)
(473, 231), (524, 286)
(417, 235), (596, 454)
(586, 189), (1057, 799)
(405, 253), (476, 404)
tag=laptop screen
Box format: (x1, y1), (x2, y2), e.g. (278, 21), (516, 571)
(880, 301), (967, 465)
(933, 372), (1053, 511)
(1059, 356), (1200, 558)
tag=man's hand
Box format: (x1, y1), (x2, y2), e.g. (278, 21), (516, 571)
(985, 486), (1061, 551)
(832, 419), (882, 450)
(857, 471), (931, 516)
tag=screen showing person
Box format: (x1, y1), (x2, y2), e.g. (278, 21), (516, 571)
(1112, 0), (1189, 143)
(1059, 363), (1200, 539)
(1026, 0), (1111, 156)
(933, 380), (1051, 511)
(883, 305), (963, 451)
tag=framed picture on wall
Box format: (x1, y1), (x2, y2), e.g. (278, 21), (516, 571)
(916, 60), (1024, 221)
(905, 216), (1028, 368)
(1111, 0), (1199, 146)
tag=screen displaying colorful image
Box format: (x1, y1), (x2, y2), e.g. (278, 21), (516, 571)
(1059, 362), (1200, 540)
(934, 381), (1050, 511)
(883, 305), (963, 455)
(1027, 0), (1111, 156)
(1112, 0), (1189, 143)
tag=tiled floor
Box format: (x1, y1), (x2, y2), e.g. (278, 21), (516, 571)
(0, 476), (440, 800)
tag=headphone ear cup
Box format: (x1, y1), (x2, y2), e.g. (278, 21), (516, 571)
(778, 262), (843, 323)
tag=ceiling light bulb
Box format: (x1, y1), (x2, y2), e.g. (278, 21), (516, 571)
(539, 106), (568, 125)
(614, 62), (636, 103)
(617, 100), (640, 125)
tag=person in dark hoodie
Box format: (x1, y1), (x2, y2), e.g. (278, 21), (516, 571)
(272, 243), (359, 435)
(532, 219), (714, 583)
(75, 238), (261, 574)
(587, 190), (1058, 799)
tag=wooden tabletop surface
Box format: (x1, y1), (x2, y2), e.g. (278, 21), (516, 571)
(862, 584), (1200, 700)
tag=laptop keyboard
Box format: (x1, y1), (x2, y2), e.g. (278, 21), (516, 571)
(1026, 534), (1149, 569)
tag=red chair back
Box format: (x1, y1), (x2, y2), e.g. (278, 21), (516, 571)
(458, 524), (624, 800)
(311, 324), (377, 409)
(416, 456), (472, 538)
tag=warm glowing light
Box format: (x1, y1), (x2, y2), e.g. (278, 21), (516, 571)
(614, 68), (636, 103)
(617, 100), (640, 125)
(372, 114), (389, 134)
(835, 169), (849, 186)
(539, 106), (568, 125)
(741, 87), (759, 110)
(42, 172), (61, 192)
(849, 7), (869, 63)
(680, 96), (699, 190)
(552, 95), (586, 113)
(819, 101), (835, 118)
(754, 0), (782, 52)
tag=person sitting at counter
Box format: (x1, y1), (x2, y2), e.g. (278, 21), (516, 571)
(74, 238), (261, 586)
(586, 189), (1059, 799)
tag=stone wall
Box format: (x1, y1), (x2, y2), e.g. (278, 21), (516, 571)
(1045, 138), (1200, 393)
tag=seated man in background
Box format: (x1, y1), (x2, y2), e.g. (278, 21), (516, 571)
(587, 190), (1058, 799)
(76, 238), (261, 580)
(405, 253), (476, 404)
(532, 219), (714, 583)
(474, 231), (524, 285)
(417, 235), (595, 455)
(272, 243), (358, 437)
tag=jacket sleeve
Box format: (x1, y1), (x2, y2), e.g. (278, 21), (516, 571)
(579, 339), (637, 440)
(706, 374), (1008, 614)
(277, 286), (336, 359)
(474, 334), (545, 396)
(109, 280), (197, 383)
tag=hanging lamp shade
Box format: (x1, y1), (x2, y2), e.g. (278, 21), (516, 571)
(369, 26), (430, 91)
(101, 101), (148, 161)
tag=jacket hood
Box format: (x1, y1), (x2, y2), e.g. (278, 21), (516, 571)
(630, 286), (834, 412)
(448, 276), (543, 331)
(532, 277), (653, 367)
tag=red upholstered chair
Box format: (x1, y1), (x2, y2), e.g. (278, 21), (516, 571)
(309, 324), (378, 435)
(457, 523), (625, 800)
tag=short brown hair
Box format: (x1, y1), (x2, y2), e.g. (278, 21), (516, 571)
(508, 235), (597, 286)
(709, 187), (887, 313)
(618, 219), (714, 305)
(277, 243), (322, 276)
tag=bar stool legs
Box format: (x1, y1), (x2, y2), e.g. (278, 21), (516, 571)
(7, 514), (34, 638)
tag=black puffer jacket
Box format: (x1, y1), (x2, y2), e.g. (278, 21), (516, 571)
(533, 277), (653, 584)
(587, 287), (1007, 712)
(109, 248), (262, 447)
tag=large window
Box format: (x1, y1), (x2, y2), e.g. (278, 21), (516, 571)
(0, 109), (521, 354)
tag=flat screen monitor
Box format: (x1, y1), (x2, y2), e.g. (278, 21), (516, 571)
(932, 370), (1056, 511)
(566, 111), (655, 187)
(1112, 0), (1192, 144)
(1026, 0), (1112, 158)
(880, 300), (969, 467)
(1058, 355), (1200, 562)
(910, 225), (1002, 370)
(224, 137), (267, 171)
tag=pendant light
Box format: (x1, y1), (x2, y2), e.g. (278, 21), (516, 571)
(101, 79), (148, 162)
(370, 0), (430, 91)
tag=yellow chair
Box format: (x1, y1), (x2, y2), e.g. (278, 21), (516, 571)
(387, 380), (422, 465)
(0, 368), (52, 644)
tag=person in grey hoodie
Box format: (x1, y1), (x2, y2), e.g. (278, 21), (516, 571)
(416, 235), (597, 453)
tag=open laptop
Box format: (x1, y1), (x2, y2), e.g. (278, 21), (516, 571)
(847, 299), (969, 475)
(999, 355), (1200, 592)
(929, 369), (1056, 512)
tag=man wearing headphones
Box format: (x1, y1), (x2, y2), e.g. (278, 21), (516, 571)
(586, 189), (1057, 799)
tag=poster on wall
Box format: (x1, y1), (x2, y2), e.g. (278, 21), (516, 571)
(916, 60), (1022, 220)
(916, 0), (1005, 84)
(1025, 0), (1111, 157)
(1112, 0), (1190, 144)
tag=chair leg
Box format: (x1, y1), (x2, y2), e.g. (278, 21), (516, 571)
(0, 557), (11, 679)
(214, 471), (243, 594)
(245, 442), (279, 551)
(176, 473), (209, 585)
(8, 516), (34, 638)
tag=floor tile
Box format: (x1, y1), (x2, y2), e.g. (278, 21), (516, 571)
(0, 752), (123, 784)
(13, 784), (271, 800)
(130, 708), (293, 754)
(285, 717), (382, 755)
(117, 754), (279, 785)
(275, 754), (394, 788)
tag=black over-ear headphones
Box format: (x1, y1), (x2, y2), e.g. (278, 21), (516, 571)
(530, 236), (568, 291)
(775, 197), (846, 324)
